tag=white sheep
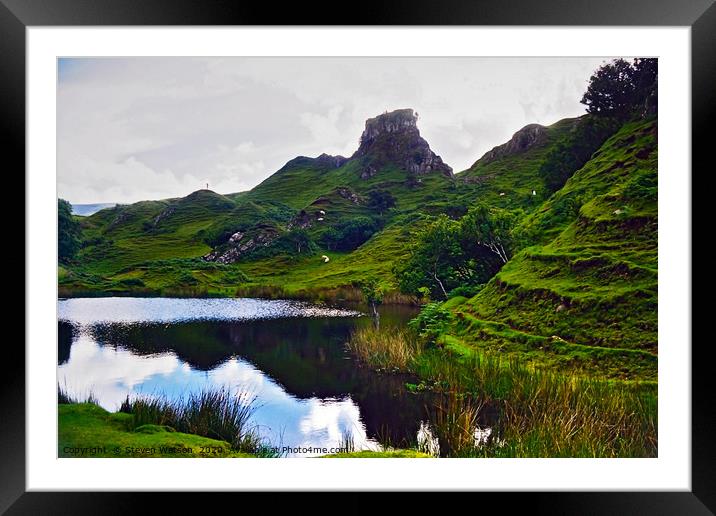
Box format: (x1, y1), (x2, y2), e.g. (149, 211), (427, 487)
(321, 255), (330, 263)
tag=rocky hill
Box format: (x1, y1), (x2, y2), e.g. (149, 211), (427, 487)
(352, 108), (453, 178)
(60, 109), (595, 290)
(59, 108), (658, 382)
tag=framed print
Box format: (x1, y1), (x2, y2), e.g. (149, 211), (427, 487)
(5, 0), (712, 512)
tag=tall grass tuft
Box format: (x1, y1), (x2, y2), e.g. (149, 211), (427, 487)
(430, 393), (486, 457)
(58, 384), (98, 405)
(180, 389), (256, 451)
(121, 388), (276, 455)
(346, 326), (423, 371)
(415, 349), (657, 457)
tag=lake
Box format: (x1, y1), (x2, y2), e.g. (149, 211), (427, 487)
(58, 297), (437, 457)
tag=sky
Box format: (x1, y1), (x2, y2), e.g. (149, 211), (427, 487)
(57, 57), (609, 205)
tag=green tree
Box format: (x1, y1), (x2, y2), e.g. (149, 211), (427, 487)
(286, 228), (312, 254)
(632, 58), (658, 116)
(581, 58), (658, 120)
(397, 216), (461, 299)
(58, 198), (81, 263)
(460, 205), (519, 265)
(395, 206), (519, 300)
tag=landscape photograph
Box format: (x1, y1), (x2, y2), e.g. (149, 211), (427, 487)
(57, 56), (658, 458)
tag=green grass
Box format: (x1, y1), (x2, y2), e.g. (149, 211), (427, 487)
(58, 385), (284, 457)
(59, 403), (255, 458)
(442, 320), (656, 381)
(121, 388), (264, 454)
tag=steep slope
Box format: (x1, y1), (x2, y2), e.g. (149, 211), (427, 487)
(445, 118), (658, 380)
(456, 117), (580, 208)
(243, 154), (351, 210)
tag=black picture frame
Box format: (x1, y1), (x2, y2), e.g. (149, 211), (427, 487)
(4, 0), (711, 512)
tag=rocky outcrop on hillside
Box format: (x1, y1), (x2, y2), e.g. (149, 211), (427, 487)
(152, 205), (175, 226)
(475, 123), (548, 165)
(315, 153), (348, 168)
(334, 187), (362, 204)
(351, 109), (453, 178)
(287, 210), (313, 231)
(203, 225), (279, 264)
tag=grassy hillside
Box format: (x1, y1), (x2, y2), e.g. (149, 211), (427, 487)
(442, 118), (658, 380)
(59, 116), (582, 298)
(456, 117), (580, 208)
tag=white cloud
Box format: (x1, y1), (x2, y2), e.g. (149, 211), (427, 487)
(58, 57), (607, 204)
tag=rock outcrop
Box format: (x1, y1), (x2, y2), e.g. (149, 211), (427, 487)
(287, 210), (313, 231)
(203, 225), (279, 264)
(334, 187), (362, 205)
(315, 153), (348, 169)
(351, 108), (453, 178)
(476, 123), (548, 165)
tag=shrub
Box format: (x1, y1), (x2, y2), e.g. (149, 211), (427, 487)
(319, 216), (383, 251)
(408, 302), (454, 346)
(58, 198), (81, 263)
(448, 284), (484, 299)
(176, 271), (198, 285)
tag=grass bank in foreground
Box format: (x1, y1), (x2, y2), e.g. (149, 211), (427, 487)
(59, 386), (278, 457)
(58, 389), (427, 458)
(347, 325), (657, 458)
(59, 403), (255, 458)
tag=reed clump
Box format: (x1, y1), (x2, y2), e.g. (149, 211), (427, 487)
(347, 326), (423, 371)
(121, 388), (269, 454)
(346, 325), (657, 457)
(418, 349), (657, 457)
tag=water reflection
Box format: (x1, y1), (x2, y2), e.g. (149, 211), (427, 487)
(58, 297), (429, 457)
(58, 296), (363, 325)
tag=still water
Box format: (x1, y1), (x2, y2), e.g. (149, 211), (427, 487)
(58, 297), (434, 457)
